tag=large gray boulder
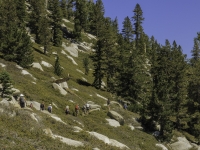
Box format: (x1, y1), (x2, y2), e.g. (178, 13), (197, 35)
(62, 42), (78, 57)
(90, 104), (101, 109)
(170, 137), (192, 150)
(107, 111), (125, 125)
(52, 83), (67, 95)
(32, 62), (43, 71)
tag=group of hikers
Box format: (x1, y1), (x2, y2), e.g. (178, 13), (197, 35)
(17, 94), (128, 116)
(39, 100), (92, 116)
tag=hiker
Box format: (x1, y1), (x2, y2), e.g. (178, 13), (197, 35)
(40, 102), (45, 111)
(107, 98), (110, 111)
(75, 104), (79, 116)
(65, 105), (70, 115)
(30, 103), (33, 108)
(86, 103), (90, 114)
(82, 104), (86, 114)
(124, 103), (128, 110)
(47, 104), (52, 113)
(19, 94), (26, 108)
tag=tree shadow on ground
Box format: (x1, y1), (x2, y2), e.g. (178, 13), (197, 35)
(76, 79), (91, 87)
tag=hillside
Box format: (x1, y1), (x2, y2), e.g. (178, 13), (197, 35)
(0, 0), (200, 150)
(0, 16), (199, 150)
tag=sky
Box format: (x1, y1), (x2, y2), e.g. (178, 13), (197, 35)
(102, 0), (200, 59)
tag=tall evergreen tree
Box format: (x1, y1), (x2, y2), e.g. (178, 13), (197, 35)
(50, 0), (63, 46)
(90, 0), (105, 37)
(60, 0), (68, 18)
(54, 56), (63, 76)
(132, 3), (144, 48)
(0, 71), (13, 99)
(38, 16), (52, 55)
(122, 16), (133, 42)
(74, 0), (88, 40)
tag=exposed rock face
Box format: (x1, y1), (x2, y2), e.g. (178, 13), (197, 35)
(90, 104), (101, 109)
(59, 81), (69, 89)
(41, 61), (53, 68)
(52, 83), (67, 95)
(106, 118), (120, 127)
(21, 70), (37, 80)
(88, 131), (129, 149)
(62, 42), (78, 57)
(107, 111), (125, 125)
(155, 144), (168, 150)
(170, 137), (192, 150)
(32, 62), (43, 71)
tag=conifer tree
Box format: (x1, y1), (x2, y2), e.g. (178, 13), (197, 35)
(50, 0), (63, 46)
(29, 0), (46, 42)
(90, 0), (105, 37)
(74, 0), (88, 40)
(0, 71), (13, 99)
(60, 0), (67, 18)
(83, 57), (89, 75)
(54, 56), (63, 76)
(122, 16), (133, 42)
(132, 3), (144, 48)
(38, 16), (52, 55)
(15, 0), (27, 28)
(0, 0), (33, 68)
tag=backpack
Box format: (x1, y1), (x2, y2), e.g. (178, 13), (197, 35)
(48, 106), (52, 112)
(75, 105), (79, 110)
(20, 97), (25, 104)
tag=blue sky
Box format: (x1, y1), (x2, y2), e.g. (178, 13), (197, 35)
(102, 0), (200, 58)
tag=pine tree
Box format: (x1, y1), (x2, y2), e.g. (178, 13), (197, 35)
(74, 0), (88, 40)
(190, 36), (200, 65)
(0, 71), (13, 99)
(15, 0), (27, 28)
(122, 16), (133, 42)
(83, 57), (89, 75)
(29, 0), (46, 42)
(50, 0), (63, 46)
(60, 0), (68, 18)
(66, 0), (74, 20)
(132, 3), (144, 48)
(90, 0), (105, 37)
(38, 16), (52, 55)
(54, 56), (63, 76)
(0, 0), (33, 68)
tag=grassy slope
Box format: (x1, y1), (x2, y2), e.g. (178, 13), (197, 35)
(0, 21), (164, 150)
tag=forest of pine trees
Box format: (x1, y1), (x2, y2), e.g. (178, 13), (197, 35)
(0, 0), (199, 142)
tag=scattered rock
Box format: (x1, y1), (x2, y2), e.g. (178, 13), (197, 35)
(30, 113), (38, 122)
(90, 104), (101, 109)
(170, 137), (192, 150)
(41, 61), (53, 68)
(88, 131), (129, 149)
(128, 125), (135, 130)
(32, 62), (43, 71)
(16, 65), (23, 70)
(106, 118), (120, 127)
(71, 88), (79, 91)
(73, 126), (83, 132)
(82, 77), (87, 82)
(59, 81), (69, 89)
(96, 93), (107, 100)
(0, 63), (6, 67)
(76, 69), (84, 74)
(21, 70), (37, 80)
(52, 83), (67, 96)
(107, 111), (125, 125)
(156, 144), (168, 150)
(53, 134), (84, 147)
(67, 55), (78, 65)
(62, 42), (78, 57)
